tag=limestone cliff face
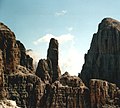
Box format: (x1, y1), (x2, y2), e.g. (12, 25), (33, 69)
(5, 67), (45, 108)
(80, 18), (120, 87)
(38, 73), (90, 108)
(90, 79), (120, 108)
(0, 23), (20, 73)
(0, 23), (33, 74)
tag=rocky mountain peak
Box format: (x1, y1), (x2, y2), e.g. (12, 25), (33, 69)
(0, 22), (11, 31)
(80, 17), (120, 87)
(48, 38), (58, 49)
(98, 17), (120, 31)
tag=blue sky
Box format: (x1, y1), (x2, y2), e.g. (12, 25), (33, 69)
(1, 0), (120, 75)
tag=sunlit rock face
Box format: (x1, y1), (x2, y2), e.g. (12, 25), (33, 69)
(0, 99), (20, 108)
(0, 22), (20, 73)
(0, 50), (4, 89)
(90, 79), (120, 108)
(80, 18), (120, 87)
(0, 23), (33, 74)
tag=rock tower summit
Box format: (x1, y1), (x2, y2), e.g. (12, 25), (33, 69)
(47, 38), (61, 82)
(80, 18), (120, 87)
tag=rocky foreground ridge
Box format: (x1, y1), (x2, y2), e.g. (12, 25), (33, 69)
(0, 18), (120, 108)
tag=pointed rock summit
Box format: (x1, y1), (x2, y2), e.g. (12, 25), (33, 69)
(0, 23), (11, 31)
(80, 18), (120, 87)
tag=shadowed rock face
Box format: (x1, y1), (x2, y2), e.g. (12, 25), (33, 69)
(16, 40), (34, 71)
(36, 38), (61, 83)
(80, 18), (120, 87)
(90, 79), (120, 108)
(36, 59), (52, 83)
(47, 38), (61, 82)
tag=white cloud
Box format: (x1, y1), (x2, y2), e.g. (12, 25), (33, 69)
(59, 45), (84, 76)
(33, 33), (74, 45)
(26, 50), (40, 69)
(33, 33), (84, 76)
(26, 50), (39, 62)
(33, 34), (54, 45)
(55, 10), (67, 16)
(57, 34), (74, 43)
(67, 27), (73, 32)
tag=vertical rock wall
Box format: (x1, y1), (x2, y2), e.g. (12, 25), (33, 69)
(16, 41), (34, 71)
(0, 23), (20, 73)
(0, 50), (5, 98)
(80, 18), (120, 87)
(90, 79), (120, 108)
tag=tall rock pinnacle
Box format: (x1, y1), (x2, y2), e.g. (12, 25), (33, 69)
(80, 18), (120, 87)
(36, 38), (61, 83)
(47, 38), (61, 82)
